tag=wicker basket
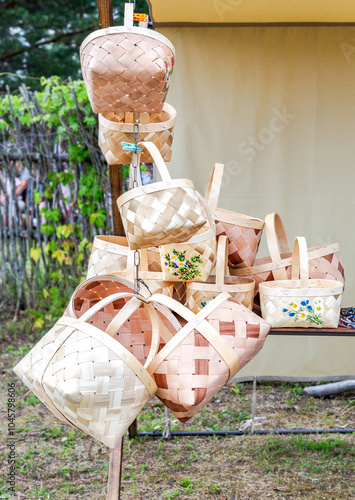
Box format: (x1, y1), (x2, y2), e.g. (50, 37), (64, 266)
(186, 236), (255, 313)
(80, 4), (175, 114)
(172, 282), (187, 304)
(86, 235), (161, 279)
(14, 292), (167, 448)
(146, 292), (270, 422)
(259, 237), (343, 328)
(204, 163), (264, 268)
(66, 276), (180, 363)
(159, 195), (216, 282)
(231, 213), (345, 309)
(117, 141), (207, 249)
(98, 103), (176, 165)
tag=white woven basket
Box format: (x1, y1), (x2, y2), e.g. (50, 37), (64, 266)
(117, 141), (207, 249)
(259, 237), (343, 328)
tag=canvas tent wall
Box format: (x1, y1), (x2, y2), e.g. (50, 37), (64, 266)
(147, 1), (355, 379)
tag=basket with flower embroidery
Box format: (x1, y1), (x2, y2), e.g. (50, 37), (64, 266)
(163, 250), (204, 281)
(259, 237), (343, 329)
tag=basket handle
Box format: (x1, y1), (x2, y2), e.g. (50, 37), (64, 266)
(182, 191), (216, 245)
(76, 290), (162, 368)
(124, 3), (134, 27)
(204, 163), (224, 211)
(291, 236), (309, 287)
(146, 292), (240, 381)
(216, 236), (228, 286)
(138, 141), (171, 182)
(265, 213), (291, 280)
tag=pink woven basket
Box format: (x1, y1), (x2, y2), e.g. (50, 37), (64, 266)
(204, 163), (264, 268)
(80, 4), (175, 114)
(146, 292), (270, 422)
(231, 213), (345, 311)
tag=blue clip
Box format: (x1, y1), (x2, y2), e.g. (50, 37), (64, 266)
(122, 142), (142, 152)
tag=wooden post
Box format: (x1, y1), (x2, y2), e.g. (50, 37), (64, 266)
(95, 4), (125, 500)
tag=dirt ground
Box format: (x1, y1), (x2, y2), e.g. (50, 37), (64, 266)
(1, 332), (354, 499)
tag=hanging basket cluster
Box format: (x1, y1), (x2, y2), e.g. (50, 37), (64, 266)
(13, 3), (345, 449)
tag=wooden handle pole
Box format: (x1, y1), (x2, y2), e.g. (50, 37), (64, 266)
(96, 3), (125, 499)
(106, 438), (124, 500)
(97, 0), (113, 29)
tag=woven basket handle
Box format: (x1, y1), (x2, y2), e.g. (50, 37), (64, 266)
(204, 163), (224, 211)
(265, 213), (291, 280)
(183, 192), (216, 245)
(138, 141), (171, 182)
(146, 292), (240, 381)
(216, 236), (228, 285)
(291, 236), (309, 287)
(124, 3), (134, 27)
(76, 290), (162, 368)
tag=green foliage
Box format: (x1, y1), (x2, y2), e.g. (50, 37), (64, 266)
(0, 77), (109, 324)
(0, 0), (150, 91)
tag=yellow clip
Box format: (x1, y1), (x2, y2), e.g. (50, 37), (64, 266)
(133, 13), (148, 22)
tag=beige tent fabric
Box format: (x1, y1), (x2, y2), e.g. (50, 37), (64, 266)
(159, 26), (355, 309)
(150, 0), (355, 25)
(231, 335), (355, 381)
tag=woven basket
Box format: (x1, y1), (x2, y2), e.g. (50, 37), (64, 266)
(259, 237), (343, 328)
(86, 235), (161, 279)
(159, 195), (216, 282)
(146, 292), (270, 422)
(14, 291), (167, 448)
(172, 282), (187, 304)
(117, 141), (207, 249)
(186, 236), (255, 313)
(231, 213), (345, 309)
(204, 163), (264, 268)
(67, 276), (180, 363)
(99, 103), (176, 165)
(80, 5), (175, 114)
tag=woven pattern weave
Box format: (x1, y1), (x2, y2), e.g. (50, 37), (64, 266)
(187, 277), (254, 313)
(14, 316), (156, 448)
(68, 276), (178, 364)
(204, 163), (264, 268)
(216, 220), (263, 268)
(98, 103), (176, 164)
(186, 236), (255, 312)
(146, 293), (270, 423)
(117, 142), (207, 250)
(203, 297), (270, 371)
(86, 235), (161, 279)
(80, 29), (175, 114)
(230, 247), (345, 301)
(159, 207), (216, 282)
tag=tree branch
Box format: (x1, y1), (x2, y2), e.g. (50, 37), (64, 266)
(0, 24), (97, 61)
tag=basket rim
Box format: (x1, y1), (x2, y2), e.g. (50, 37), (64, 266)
(212, 207), (264, 229)
(116, 179), (197, 208)
(92, 235), (129, 254)
(230, 243), (341, 275)
(99, 103), (177, 133)
(80, 25), (175, 55)
(187, 276), (255, 293)
(259, 278), (343, 297)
